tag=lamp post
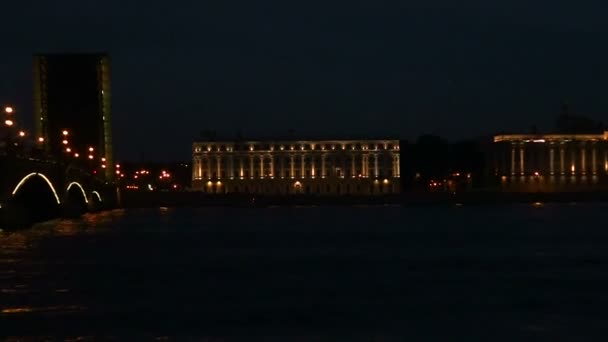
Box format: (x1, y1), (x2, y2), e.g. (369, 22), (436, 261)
(3, 106), (16, 155)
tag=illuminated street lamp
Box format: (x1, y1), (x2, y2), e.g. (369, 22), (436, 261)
(74, 153), (79, 158)
(4, 119), (13, 127)
(66, 147), (72, 153)
(88, 147), (94, 152)
(4, 106), (13, 114)
(62, 139), (68, 145)
(62, 130), (69, 136)
(88, 154), (94, 160)
(38, 137), (44, 143)
(18, 131), (25, 137)
(101, 157), (106, 162)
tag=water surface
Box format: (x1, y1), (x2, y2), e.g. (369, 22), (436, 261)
(1, 204), (608, 340)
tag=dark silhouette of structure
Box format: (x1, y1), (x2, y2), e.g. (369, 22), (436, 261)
(33, 53), (114, 179)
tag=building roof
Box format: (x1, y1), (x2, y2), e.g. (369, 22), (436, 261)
(194, 135), (401, 143)
(494, 132), (608, 142)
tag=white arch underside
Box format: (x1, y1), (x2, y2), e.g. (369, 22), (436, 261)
(12, 173), (61, 204)
(91, 191), (102, 202)
(67, 182), (89, 204)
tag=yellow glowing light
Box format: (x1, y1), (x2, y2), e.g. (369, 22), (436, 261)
(116, 170), (120, 174)
(67, 182), (88, 203)
(383, 179), (389, 184)
(18, 131), (25, 137)
(66, 148), (71, 153)
(88, 155), (94, 160)
(294, 181), (301, 187)
(116, 164), (121, 168)
(173, 184), (178, 189)
(62, 130), (68, 136)
(101, 165), (106, 168)
(74, 153), (79, 158)
(12, 173), (61, 204)
(91, 191), (102, 202)
(216, 181), (222, 186)
(4, 106), (13, 114)
(62, 140), (68, 145)
(88, 147), (94, 152)
(134, 175), (139, 179)
(571, 165), (575, 172)
(4, 119), (13, 126)
(38, 137), (44, 142)
(207, 181), (213, 187)
(534, 171), (539, 176)
(101, 157), (106, 162)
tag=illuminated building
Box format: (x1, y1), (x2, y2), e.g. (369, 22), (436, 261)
(192, 139), (401, 195)
(33, 53), (114, 179)
(492, 132), (608, 191)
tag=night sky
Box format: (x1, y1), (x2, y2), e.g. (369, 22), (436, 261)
(1, 0), (608, 161)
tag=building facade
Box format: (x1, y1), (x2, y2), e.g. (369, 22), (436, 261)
(33, 53), (113, 179)
(192, 139), (401, 195)
(491, 132), (608, 191)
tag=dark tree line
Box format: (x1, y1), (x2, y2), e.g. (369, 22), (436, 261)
(401, 135), (486, 191)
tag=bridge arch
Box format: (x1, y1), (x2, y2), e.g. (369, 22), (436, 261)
(91, 191), (102, 202)
(67, 182), (88, 204)
(12, 173), (61, 204)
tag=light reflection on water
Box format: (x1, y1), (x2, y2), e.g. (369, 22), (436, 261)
(1, 205), (608, 339)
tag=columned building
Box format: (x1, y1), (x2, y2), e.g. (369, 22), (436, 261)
(492, 132), (608, 191)
(192, 139), (401, 195)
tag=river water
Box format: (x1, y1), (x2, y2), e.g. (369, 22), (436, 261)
(1, 204), (608, 340)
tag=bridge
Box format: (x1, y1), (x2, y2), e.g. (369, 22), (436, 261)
(0, 154), (119, 230)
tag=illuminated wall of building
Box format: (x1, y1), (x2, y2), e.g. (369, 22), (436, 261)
(492, 132), (608, 192)
(192, 140), (401, 195)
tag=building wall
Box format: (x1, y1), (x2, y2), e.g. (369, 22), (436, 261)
(192, 140), (401, 195)
(491, 133), (608, 192)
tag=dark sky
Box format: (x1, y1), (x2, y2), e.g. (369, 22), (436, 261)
(1, 0), (608, 161)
